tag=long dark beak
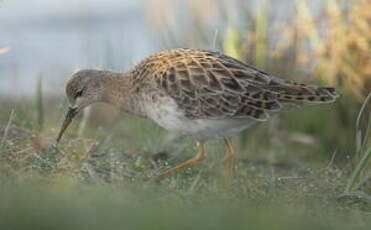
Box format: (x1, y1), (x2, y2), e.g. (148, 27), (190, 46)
(56, 107), (79, 143)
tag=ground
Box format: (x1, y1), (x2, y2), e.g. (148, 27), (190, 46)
(0, 97), (370, 230)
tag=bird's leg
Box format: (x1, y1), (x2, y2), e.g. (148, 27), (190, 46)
(155, 141), (207, 181)
(222, 138), (236, 187)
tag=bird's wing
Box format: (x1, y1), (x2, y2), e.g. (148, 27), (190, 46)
(140, 49), (338, 120)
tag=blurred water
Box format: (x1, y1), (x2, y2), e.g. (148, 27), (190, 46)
(0, 0), (325, 96)
(0, 0), (156, 95)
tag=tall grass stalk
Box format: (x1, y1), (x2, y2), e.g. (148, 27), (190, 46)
(0, 109), (15, 153)
(35, 75), (44, 131)
(355, 92), (371, 160)
(345, 148), (371, 193)
(345, 92), (371, 193)
(255, 0), (268, 68)
(295, 0), (322, 49)
(212, 29), (219, 49)
(223, 26), (243, 60)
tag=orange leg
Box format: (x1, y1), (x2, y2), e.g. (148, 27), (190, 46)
(223, 138), (236, 187)
(155, 141), (207, 181)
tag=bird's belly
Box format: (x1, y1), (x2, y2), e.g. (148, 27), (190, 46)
(179, 118), (255, 141)
(143, 97), (255, 141)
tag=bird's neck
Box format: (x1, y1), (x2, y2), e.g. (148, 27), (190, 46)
(101, 70), (144, 115)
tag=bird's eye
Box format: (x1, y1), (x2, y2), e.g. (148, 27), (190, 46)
(75, 90), (83, 98)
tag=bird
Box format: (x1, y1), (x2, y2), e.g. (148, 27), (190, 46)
(56, 48), (339, 183)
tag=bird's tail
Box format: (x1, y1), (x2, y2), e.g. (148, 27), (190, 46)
(267, 79), (340, 104)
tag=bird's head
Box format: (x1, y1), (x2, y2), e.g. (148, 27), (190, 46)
(56, 69), (106, 142)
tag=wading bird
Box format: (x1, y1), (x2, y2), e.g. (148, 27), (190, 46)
(56, 48), (339, 183)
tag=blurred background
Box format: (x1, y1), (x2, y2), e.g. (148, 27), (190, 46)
(0, 0), (370, 228)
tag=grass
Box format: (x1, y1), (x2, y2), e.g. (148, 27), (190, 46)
(344, 93), (371, 194)
(0, 179), (365, 230)
(0, 109), (15, 153)
(35, 75), (44, 131)
(0, 93), (370, 229)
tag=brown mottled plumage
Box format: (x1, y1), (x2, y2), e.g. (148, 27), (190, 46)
(57, 48), (339, 183)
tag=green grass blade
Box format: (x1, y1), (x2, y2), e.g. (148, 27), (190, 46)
(345, 93), (371, 192)
(345, 147), (371, 192)
(35, 75), (44, 131)
(0, 109), (15, 153)
(255, 0), (268, 68)
(355, 92), (371, 158)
